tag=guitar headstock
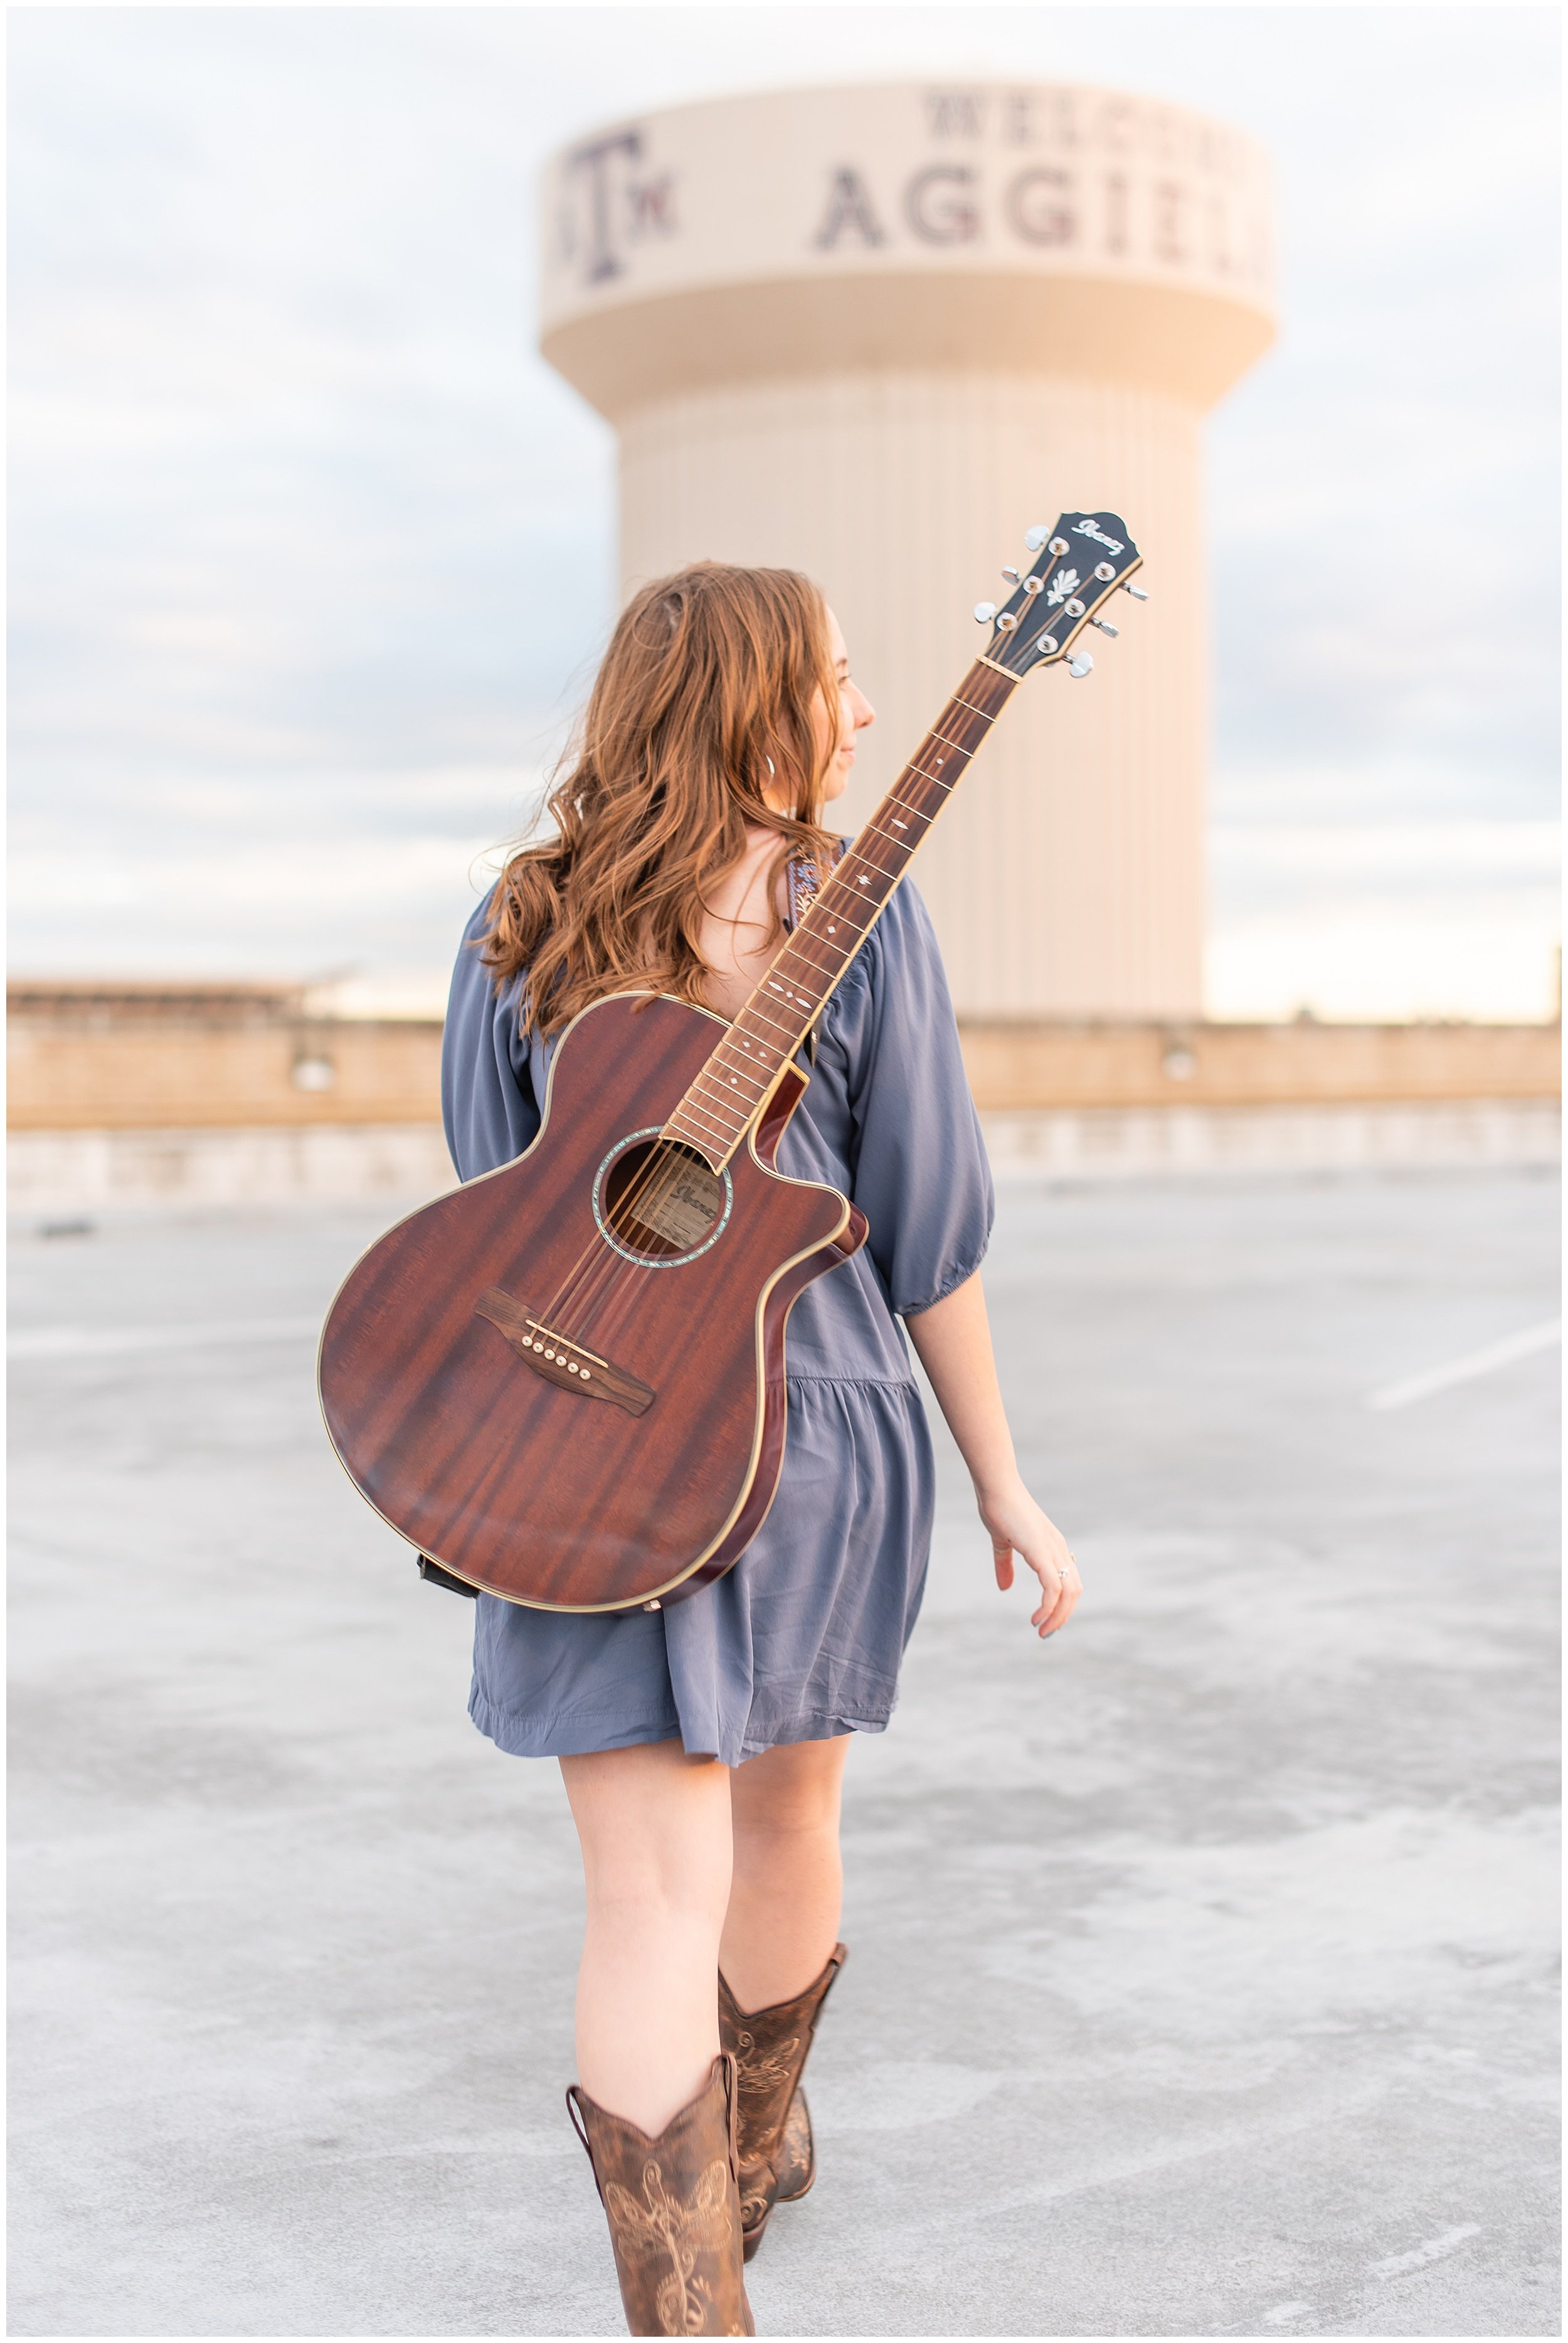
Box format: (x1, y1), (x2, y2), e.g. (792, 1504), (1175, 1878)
(973, 512), (1145, 680)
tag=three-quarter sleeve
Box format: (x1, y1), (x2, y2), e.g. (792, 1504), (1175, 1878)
(832, 881), (994, 1317)
(440, 895), (541, 1181)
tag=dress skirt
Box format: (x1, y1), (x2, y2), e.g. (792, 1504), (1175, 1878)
(469, 1377), (936, 1767)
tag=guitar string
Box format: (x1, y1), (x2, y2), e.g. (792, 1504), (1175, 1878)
(571, 698), (1004, 1356)
(542, 688), (1002, 1355)
(556, 672), (1009, 1351)
(555, 693), (980, 1331)
(553, 725), (978, 1344)
(521, 878), (835, 1344)
(536, 826), (889, 1337)
(558, 913), (874, 1347)
(569, 854), (900, 1351)
(515, 836), (870, 1336)
(553, 696), (999, 1352)
(538, 821), (913, 1347)
(569, 871), (912, 1350)
(528, 846), (860, 1334)
(533, 683), (1004, 1356)
(542, 851), (882, 1344)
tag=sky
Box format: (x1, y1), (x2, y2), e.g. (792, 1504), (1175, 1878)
(8, 3), (1560, 1019)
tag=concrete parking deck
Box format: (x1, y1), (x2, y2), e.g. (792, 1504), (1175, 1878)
(8, 1167), (1560, 2337)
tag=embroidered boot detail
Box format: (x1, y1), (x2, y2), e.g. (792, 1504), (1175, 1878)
(568, 2056), (755, 2337)
(775, 2086), (815, 2205)
(718, 1943), (846, 2263)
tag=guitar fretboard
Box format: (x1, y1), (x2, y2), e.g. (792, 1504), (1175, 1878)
(662, 660), (1019, 1167)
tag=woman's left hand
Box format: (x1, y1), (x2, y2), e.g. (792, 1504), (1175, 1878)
(977, 1476), (1082, 1639)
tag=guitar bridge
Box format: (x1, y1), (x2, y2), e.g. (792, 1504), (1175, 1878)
(474, 1287), (654, 1417)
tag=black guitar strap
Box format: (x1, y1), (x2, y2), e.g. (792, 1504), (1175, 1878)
(418, 1555), (479, 1597)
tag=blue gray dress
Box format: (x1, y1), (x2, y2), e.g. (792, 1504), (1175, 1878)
(440, 873), (993, 1769)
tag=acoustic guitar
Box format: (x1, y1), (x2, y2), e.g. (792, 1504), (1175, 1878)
(318, 513), (1143, 1612)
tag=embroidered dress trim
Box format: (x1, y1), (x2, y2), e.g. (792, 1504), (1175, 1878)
(785, 837), (851, 933)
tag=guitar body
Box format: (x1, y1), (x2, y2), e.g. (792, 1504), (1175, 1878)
(318, 992), (867, 1612)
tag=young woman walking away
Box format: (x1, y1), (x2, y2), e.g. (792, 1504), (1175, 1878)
(440, 563), (1081, 2336)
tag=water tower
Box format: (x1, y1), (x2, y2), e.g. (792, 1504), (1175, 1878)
(539, 82), (1274, 1017)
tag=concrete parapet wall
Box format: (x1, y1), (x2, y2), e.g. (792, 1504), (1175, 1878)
(960, 1017), (1562, 1110)
(8, 999), (444, 1132)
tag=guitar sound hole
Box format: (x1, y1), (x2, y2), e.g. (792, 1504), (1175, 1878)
(602, 1140), (726, 1262)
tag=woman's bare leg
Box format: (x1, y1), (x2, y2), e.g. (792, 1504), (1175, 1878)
(560, 1740), (734, 2136)
(721, 1735), (851, 2011)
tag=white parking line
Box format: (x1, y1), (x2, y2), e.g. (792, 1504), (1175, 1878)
(1365, 1319), (1561, 1412)
(8, 1317), (320, 1360)
(1366, 2221), (1482, 2279)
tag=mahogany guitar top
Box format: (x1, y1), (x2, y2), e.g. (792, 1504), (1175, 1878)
(318, 991), (862, 1612)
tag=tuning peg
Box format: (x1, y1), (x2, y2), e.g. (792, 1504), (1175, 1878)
(1024, 525), (1049, 551)
(1090, 617), (1119, 637)
(973, 600), (997, 624)
(1067, 651), (1094, 679)
(1121, 582), (1148, 600)
(1000, 566), (1020, 585)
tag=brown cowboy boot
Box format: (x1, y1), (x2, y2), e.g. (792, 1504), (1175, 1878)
(566, 2054), (755, 2337)
(718, 1943), (846, 2261)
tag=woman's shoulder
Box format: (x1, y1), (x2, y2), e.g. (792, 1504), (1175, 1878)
(448, 885), (520, 1023)
(874, 871), (938, 947)
(844, 864), (940, 979)
(814, 871), (945, 1066)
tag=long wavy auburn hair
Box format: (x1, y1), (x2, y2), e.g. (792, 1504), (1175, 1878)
(479, 562), (842, 1038)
